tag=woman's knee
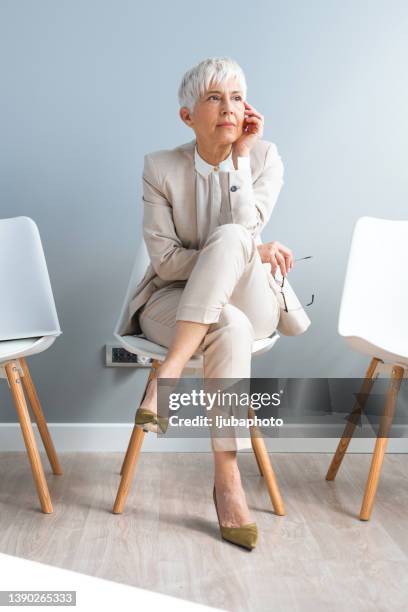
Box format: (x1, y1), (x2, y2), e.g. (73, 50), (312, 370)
(207, 223), (254, 257)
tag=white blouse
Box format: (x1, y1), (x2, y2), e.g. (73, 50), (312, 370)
(194, 145), (251, 248)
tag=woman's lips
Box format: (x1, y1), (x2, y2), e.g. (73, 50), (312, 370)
(217, 124), (235, 127)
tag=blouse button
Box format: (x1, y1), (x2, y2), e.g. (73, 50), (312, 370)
(230, 185), (239, 192)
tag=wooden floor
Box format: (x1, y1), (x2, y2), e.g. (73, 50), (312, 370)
(1, 452), (408, 611)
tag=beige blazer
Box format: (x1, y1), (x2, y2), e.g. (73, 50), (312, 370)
(119, 137), (311, 337)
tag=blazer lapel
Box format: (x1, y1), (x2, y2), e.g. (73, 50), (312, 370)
(175, 139), (200, 248)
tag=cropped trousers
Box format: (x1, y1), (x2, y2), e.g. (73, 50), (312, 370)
(138, 223), (280, 452)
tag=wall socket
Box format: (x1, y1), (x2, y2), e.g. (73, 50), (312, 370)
(105, 344), (152, 367)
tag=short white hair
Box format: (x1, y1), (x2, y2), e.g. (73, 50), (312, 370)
(178, 57), (247, 112)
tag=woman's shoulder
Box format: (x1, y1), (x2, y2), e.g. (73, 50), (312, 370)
(252, 138), (281, 159)
(143, 138), (281, 178)
(248, 140), (283, 175)
(144, 140), (195, 169)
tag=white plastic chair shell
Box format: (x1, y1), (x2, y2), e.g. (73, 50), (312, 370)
(338, 216), (408, 366)
(0, 216), (61, 368)
(0, 216), (62, 342)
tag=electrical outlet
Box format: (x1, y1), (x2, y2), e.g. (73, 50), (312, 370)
(105, 344), (152, 367)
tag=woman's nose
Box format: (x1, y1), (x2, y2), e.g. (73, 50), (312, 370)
(221, 99), (234, 114)
(221, 104), (234, 115)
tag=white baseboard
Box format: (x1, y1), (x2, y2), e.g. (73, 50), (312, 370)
(0, 423), (408, 453)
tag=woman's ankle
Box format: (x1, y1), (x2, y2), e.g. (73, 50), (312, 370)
(214, 461), (242, 490)
(157, 363), (183, 379)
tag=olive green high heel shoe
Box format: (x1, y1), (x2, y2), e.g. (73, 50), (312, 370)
(212, 485), (258, 551)
(135, 378), (169, 434)
(135, 407), (169, 434)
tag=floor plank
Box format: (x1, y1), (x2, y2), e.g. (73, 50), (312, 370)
(0, 451), (407, 611)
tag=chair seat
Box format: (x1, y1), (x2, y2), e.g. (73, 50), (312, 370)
(346, 336), (408, 368)
(0, 336), (56, 365)
(117, 332), (280, 369)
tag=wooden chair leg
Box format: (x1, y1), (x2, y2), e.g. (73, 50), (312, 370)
(115, 360), (161, 511)
(119, 360), (161, 476)
(113, 425), (145, 514)
(18, 357), (62, 475)
(120, 422), (141, 477)
(359, 364), (404, 520)
(5, 361), (53, 514)
(248, 405), (264, 476)
(249, 405), (285, 516)
(251, 435), (264, 476)
(326, 357), (382, 481)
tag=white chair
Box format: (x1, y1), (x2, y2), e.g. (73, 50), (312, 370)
(326, 216), (408, 520)
(112, 238), (286, 516)
(0, 216), (63, 514)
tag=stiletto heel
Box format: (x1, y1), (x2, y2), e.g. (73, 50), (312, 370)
(212, 485), (258, 551)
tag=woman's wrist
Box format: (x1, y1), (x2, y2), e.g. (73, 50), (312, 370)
(232, 145), (250, 169)
(235, 144), (250, 157)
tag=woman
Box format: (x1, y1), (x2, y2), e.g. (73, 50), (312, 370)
(129, 57), (293, 550)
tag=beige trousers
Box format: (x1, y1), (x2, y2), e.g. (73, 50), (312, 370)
(139, 223), (280, 452)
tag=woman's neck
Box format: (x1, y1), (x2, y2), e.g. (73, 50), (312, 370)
(195, 139), (232, 166)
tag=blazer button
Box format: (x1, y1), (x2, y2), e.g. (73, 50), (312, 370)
(230, 185), (239, 192)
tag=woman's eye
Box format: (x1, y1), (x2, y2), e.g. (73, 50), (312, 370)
(207, 94), (242, 101)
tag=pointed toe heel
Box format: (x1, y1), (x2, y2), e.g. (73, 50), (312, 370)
(212, 486), (258, 551)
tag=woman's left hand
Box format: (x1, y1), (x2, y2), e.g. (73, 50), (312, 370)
(257, 241), (294, 278)
(233, 101), (264, 157)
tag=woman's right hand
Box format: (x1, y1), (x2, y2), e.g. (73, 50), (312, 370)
(257, 241), (294, 278)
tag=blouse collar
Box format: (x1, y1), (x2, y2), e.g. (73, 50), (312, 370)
(194, 144), (234, 178)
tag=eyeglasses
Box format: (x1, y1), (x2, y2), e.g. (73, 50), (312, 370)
(276, 256), (315, 313)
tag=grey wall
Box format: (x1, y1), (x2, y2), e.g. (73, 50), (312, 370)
(1, 0), (407, 423)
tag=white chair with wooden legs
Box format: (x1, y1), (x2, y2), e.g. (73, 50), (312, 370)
(111, 240), (285, 517)
(325, 217), (408, 520)
(0, 216), (63, 513)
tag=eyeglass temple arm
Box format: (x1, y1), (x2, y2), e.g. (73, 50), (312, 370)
(294, 255), (313, 262)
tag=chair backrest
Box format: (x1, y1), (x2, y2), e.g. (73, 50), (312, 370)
(114, 239), (150, 339)
(0, 216), (61, 341)
(338, 216), (408, 359)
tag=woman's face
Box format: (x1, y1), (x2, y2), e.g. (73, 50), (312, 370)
(181, 77), (245, 145)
